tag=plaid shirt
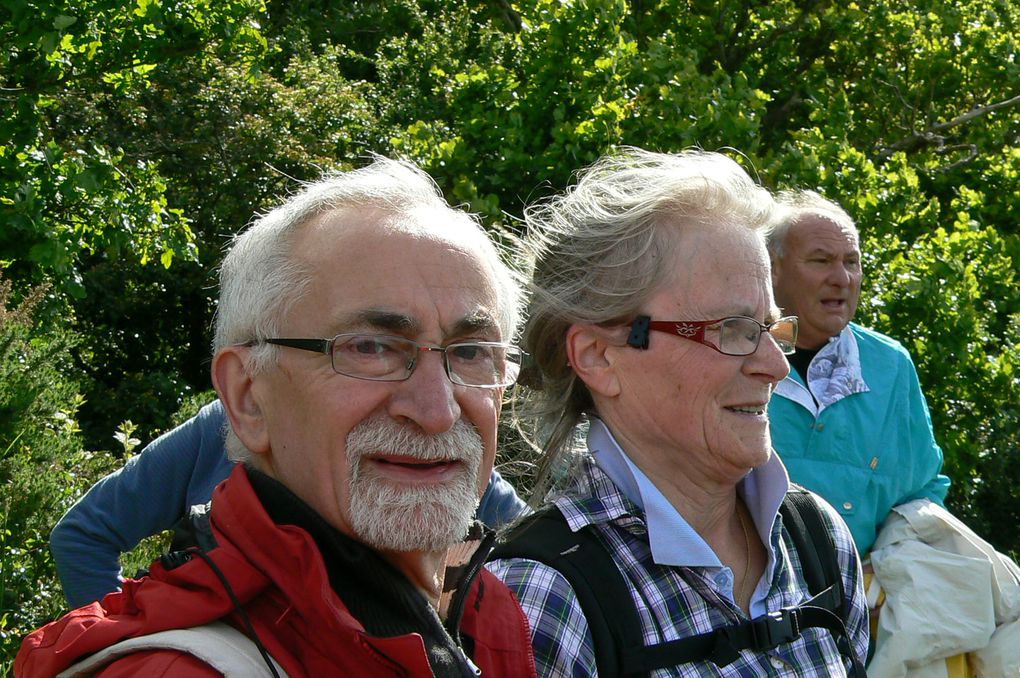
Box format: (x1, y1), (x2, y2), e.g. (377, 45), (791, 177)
(488, 455), (869, 677)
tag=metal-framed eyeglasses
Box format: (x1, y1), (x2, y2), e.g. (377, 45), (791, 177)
(626, 314), (799, 356)
(253, 333), (525, 388)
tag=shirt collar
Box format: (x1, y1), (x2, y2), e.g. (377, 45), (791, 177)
(586, 417), (790, 569)
(776, 324), (869, 413)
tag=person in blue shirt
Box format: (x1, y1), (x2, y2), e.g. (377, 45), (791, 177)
(765, 189), (950, 556)
(51, 398), (528, 608)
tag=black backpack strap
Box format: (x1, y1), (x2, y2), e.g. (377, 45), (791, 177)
(780, 488), (843, 609)
(490, 508), (643, 676)
(169, 501), (219, 553)
(779, 487), (867, 677)
(623, 604), (854, 673)
(132, 502), (218, 580)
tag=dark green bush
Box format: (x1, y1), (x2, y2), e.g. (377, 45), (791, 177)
(0, 279), (122, 672)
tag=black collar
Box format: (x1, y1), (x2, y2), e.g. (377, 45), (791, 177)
(246, 468), (480, 677)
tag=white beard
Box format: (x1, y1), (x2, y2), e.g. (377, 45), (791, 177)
(345, 415), (483, 552)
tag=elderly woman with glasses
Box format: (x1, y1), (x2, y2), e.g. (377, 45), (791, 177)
(488, 148), (869, 676)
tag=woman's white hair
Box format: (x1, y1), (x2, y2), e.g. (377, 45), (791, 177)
(519, 147), (776, 499)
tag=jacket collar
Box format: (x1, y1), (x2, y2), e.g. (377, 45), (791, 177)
(775, 324), (870, 415)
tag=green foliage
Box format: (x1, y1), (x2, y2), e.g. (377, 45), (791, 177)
(117, 531), (173, 589)
(862, 223), (1020, 546)
(112, 421), (141, 456)
(0, 276), (214, 671)
(2, 3), (1019, 667)
(1, 0), (270, 298)
(0, 276), (121, 670)
(170, 390), (218, 428)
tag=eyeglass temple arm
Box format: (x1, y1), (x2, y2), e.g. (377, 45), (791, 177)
(263, 338), (332, 354)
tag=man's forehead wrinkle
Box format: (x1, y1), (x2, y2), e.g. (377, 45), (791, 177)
(805, 244), (858, 258)
(334, 307), (500, 338)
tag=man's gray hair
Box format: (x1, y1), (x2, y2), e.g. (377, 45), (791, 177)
(518, 147), (775, 499)
(767, 189), (858, 259)
(215, 156), (524, 462)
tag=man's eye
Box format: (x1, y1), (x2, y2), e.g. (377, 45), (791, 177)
(351, 338), (391, 355)
(450, 344), (482, 361)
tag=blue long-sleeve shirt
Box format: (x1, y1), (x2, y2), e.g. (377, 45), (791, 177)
(768, 323), (950, 555)
(51, 399), (527, 607)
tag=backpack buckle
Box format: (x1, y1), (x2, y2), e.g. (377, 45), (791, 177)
(748, 608), (802, 650)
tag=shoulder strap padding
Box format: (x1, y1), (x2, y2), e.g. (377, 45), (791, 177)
(779, 486), (845, 615)
(55, 621), (287, 678)
(779, 486), (866, 675)
(490, 507), (643, 675)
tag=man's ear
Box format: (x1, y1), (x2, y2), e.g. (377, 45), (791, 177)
(211, 347), (271, 456)
(565, 324), (621, 398)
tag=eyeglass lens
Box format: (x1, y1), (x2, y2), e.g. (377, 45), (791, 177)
(718, 318), (797, 355)
(331, 335), (519, 386)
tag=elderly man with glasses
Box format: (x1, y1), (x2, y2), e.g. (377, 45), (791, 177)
(17, 157), (537, 678)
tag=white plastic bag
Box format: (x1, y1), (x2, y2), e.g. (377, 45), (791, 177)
(867, 499), (1020, 678)
(869, 539), (994, 676)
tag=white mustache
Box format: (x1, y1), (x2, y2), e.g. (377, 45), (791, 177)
(345, 415), (481, 466)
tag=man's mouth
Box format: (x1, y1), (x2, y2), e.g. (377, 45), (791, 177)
(726, 404), (767, 416)
(378, 458), (451, 469)
(362, 455), (464, 482)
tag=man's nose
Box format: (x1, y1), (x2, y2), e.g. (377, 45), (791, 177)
(385, 349), (461, 434)
(827, 261), (852, 286)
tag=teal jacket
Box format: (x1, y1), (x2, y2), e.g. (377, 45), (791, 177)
(768, 323), (950, 554)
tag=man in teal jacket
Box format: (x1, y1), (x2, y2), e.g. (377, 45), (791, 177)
(766, 190), (950, 555)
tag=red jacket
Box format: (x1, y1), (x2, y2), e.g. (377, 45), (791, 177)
(16, 466), (536, 677)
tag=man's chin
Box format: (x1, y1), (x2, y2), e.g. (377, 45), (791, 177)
(348, 476), (477, 552)
(817, 309), (852, 332)
(357, 510), (473, 553)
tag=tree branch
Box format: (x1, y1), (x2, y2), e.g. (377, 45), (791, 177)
(932, 92), (1020, 133)
(878, 92), (1020, 160)
(933, 144), (979, 173)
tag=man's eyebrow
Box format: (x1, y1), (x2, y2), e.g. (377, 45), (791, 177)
(344, 309), (418, 334)
(451, 310), (502, 338)
(335, 308), (501, 338)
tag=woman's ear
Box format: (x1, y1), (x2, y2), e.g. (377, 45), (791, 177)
(565, 323), (621, 398)
(211, 347), (271, 456)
